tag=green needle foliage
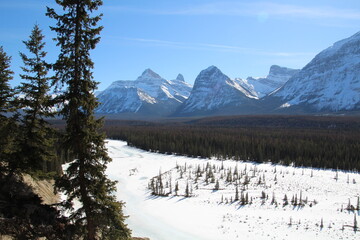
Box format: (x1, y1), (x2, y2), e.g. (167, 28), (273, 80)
(0, 46), (17, 175)
(17, 24), (56, 173)
(47, 0), (131, 239)
(0, 46), (14, 116)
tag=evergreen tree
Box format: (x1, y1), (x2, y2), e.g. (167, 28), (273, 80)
(0, 46), (14, 116)
(240, 191), (245, 205)
(235, 185), (239, 201)
(0, 46), (16, 174)
(175, 181), (179, 196)
(17, 24), (55, 173)
(214, 179), (220, 190)
(348, 198), (352, 211)
(283, 194), (288, 206)
(185, 182), (190, 197)
(320, 218), (324, 229)
(47, 1), (131, 239)
(354, 213), (358, 231)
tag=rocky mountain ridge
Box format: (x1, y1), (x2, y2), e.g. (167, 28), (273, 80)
(96, 31), (360, 118)
(96, 69), (192, 117)
(238, 65), (300, 98)
(271, 31), (360, 112)
(174, 66), (258, 116)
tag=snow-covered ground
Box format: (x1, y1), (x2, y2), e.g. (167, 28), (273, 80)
(106, 139), (360, 240)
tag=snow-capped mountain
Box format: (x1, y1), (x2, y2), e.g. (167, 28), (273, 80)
(96, 69), (192, 116)
(169, 74), (192, 102)
(271, 31), (360, 112)
(238, 65), (300, 98)
(175, 66), (258, 116)
(96, 31), (360, 118)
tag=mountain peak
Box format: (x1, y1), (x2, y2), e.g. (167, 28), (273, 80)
(196, 66), (224, 80)
(175, 66), (255, 116)
(204, 65), (220, 72)
(267, 65), (300, 80)
(138, 68), (162, 80)
(269, 65), (283, 75)
(176, 74), (185, 82)
(192, 66), (228, 88)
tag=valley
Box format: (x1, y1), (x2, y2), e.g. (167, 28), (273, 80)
(106, 140), (360, 240)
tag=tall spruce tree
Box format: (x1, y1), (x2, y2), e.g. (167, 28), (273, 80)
(0, 46), (14, 116)
(47, 1), (131, 239)
(17, 24), (56, 173)
(0, 46), (16, 174)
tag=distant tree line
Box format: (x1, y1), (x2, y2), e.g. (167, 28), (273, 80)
(104, 123), (360, 171)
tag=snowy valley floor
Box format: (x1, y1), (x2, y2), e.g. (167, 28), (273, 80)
(106, 140), (360, 240)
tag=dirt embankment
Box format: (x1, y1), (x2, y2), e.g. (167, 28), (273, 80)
(22, 174), (60, 205)
(1, 175), (150, 240)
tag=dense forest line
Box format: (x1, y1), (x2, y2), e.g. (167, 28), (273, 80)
(102, 116), (360, 171)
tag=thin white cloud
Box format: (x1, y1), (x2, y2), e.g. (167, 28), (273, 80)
(104, 2), (360, 20)
(254, 2), (360, 20)
(0, 1), (54, 9)
(115, 36), (314, 57)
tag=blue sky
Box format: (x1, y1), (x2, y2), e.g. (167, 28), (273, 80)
(1, 0), (360, 90)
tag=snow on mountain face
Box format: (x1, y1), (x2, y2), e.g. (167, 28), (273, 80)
(97, 30), (360, 117)
(96, 69), (192, 114)
(134, 69), (175, 101)
(273, 32), (360, 111)
(177, 66), (256, 115)
(237, 65), (300, 98)
(96, 87), (154, 114)
(169, 75), (193, 102)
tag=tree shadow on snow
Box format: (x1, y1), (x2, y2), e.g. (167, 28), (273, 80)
(145, 195), (164, 200)
(176, 197), (188, 202)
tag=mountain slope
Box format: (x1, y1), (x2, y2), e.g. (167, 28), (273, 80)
(96, 69), (192, 116)
(271, 31), (360, 112)
(238, 65), (300, 98)
(175, 66), (258, 116)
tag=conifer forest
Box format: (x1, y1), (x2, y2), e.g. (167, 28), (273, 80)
(104, 115), (360, 172)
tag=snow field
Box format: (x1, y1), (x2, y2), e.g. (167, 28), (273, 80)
(106, 140), (360, 240)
